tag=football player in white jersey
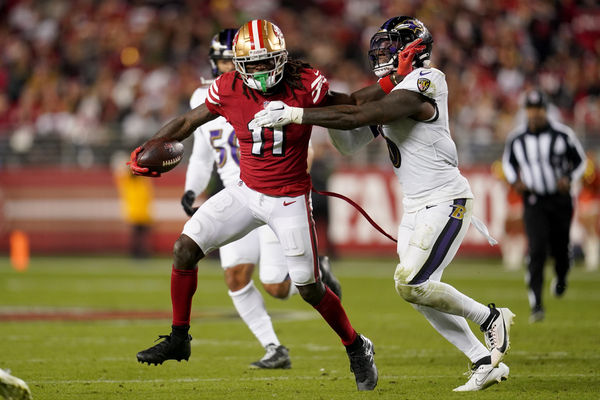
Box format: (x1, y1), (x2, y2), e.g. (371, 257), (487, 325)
(181, 29), (341, 369)
(254, 16), (514, 391)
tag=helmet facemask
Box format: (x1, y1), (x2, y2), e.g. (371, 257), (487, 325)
(368, 32), (402, 78)
(233, 49), (287, 92)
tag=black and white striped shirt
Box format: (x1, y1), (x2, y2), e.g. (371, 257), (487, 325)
(502, 121), (586, 196)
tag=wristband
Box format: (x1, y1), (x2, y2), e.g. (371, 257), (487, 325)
(289, 107), (304, 124)
(378, 74), (397, 94)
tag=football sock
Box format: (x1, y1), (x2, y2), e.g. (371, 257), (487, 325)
(480, 304), (500, 331)
(344, 334), (364, 352)
(229, 281), (279, 348)
(474, 355), (492, 368)
(314, 286), (357, 345)
(171, 265), (198, 326)
(171, 324), (190, 338)
(412, 303), (490, 363)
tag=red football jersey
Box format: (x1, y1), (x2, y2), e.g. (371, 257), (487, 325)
(205, 68), (329, 196)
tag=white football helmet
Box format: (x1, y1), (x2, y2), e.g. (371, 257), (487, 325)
(233, 19), (288, 92)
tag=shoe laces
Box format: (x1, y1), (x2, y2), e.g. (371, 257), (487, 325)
(462, 362), (476, 378)
(485, 328), (498, 347)
(463, 362), (488, 379)
(484, 306), (500, 347)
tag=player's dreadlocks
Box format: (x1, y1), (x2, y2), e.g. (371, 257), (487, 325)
(231, 58), (313, 102)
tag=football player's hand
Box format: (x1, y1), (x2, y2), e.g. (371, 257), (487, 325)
(181, 190), (198, 216)
(254, 101), (304, 127)
(396, 38), (426, 76)
(127, 145), (160, 177)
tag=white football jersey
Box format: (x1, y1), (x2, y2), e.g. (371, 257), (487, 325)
(185, 86), (241, 194)
(383, 67), (473, 212)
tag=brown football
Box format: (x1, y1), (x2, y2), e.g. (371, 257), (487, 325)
(136, 140), (184, 173)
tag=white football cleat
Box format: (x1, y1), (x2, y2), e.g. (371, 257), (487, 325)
(483, 305), (515, 366)
(453, 362), (509, 392)
(0, 368), (32, 400)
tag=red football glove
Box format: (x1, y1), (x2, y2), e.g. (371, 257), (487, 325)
(396, 38), (426, 76)
(127, 145), (160, 177)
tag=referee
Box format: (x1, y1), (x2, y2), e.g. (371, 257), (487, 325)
(502, 89), (586, 323)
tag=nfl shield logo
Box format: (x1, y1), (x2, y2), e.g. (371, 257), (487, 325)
(417, 78), (430, 92)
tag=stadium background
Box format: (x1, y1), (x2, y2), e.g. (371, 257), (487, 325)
(1, 0), (599, 256)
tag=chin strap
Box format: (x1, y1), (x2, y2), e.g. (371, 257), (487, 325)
(311, 186), (397, 243)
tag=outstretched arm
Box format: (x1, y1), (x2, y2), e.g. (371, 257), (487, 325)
(255, 89), (435, 130)
(321, 86), (387, 107)
(303, 89), (432, 129)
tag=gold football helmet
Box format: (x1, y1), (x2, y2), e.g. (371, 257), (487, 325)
(233, 20), (288, 92)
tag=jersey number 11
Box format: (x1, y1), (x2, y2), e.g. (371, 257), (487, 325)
(250, 125), (286, 157)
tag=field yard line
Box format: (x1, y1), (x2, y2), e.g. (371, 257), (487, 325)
(29, 372), (598, 385)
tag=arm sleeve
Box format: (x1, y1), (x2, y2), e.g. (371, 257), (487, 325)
(328, 126), (377, 155)
(184, 129), (214, 194)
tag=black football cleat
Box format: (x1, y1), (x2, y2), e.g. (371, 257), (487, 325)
(319, 256), (342, 300)
(137, 333), (192, 365)
(346, 334), (378, 391)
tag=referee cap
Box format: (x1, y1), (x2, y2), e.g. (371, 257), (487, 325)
(524, 89), (548, 108)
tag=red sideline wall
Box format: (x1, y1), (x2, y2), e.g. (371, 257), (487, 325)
(0, 166), (507, 256)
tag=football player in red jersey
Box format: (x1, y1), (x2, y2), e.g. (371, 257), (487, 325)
(129, 20), (377, 391)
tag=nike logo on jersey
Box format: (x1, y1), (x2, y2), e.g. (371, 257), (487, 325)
(420, 70), (431, 76)
(283, 200), (296, 206)
(425, 204), (437, 209)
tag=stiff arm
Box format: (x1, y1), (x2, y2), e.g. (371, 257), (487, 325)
(254, 89), (435, 131)
(301, 89), (435, 129)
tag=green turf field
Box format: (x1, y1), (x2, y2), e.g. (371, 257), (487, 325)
(1, 255), (599, 399)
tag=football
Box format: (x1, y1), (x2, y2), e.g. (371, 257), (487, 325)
(136, 140), (184, 173)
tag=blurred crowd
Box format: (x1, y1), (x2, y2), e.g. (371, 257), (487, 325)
(0, 0), (599, 167)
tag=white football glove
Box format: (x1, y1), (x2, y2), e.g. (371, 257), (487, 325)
(254, 101), (304, 127)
